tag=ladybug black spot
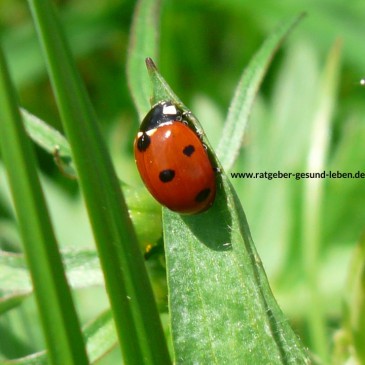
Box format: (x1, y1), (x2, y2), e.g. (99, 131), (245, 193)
(137, 132), (151, 152)
(195, 188), (211, 202)
(183, 145), (195, 157)
(159, 169), (175, 183)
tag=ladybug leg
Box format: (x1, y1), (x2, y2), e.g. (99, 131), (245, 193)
(182, 110), (193, 119)
(201, 142), (220, 173)
(182, 110), (204, 137)
(195, 129), (204, 141)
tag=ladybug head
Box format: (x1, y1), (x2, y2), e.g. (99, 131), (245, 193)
(139, 101), (183, 132)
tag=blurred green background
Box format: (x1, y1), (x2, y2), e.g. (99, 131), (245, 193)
(1, 0), (365, 363)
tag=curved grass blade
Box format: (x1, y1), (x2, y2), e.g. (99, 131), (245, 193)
(344, 234), (365, 364)
(0, 353), (47, 365)
(147, 60), (311, 363)
(0, 248), (104, 308)
(0, 293), (31, 315)
(0, 47), (88, 365)
(216, 13), (306, 171)
(302, 40), (341, 363)
(27, 1), (170, 364)
(127, 0), (161, 118)
(0, 310), (117, 365)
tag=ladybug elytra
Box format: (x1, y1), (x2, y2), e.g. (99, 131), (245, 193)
(134, 101), (216, 214)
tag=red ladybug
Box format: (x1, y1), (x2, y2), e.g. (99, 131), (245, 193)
(134, 101), (216, 214)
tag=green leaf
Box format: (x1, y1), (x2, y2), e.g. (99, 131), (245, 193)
(27, 0), (171, 364)
(127, 0), (161, 118)
(0, 248), (104, 307)
(21, 108), (71, 158)
(124, 185), (162, 246)
(216, 13), (306, 171)
(147, 49), (311, 365)
(21, 108), (75, 176)
(164, 184), (311, 364)
(0, 310), (118, 365)
(0, 251), (32, 297)
(0, 47), (88, 365)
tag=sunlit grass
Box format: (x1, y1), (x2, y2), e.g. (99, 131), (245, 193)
(1, 0), (365, 364)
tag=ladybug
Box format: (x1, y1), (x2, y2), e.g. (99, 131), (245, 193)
(134, 101), (216, 214)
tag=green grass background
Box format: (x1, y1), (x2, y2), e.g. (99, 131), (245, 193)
(0, 0), (365, 364)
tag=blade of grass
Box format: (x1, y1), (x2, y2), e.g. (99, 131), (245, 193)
(216, 13), (305, 171)
(302, 39), (342, 363)
(83, 310), (117, 364)
(146, 60), (311, 363)
(0, 47), (88, 365)
(344, 234), (365, 364)
(26, 1), (171, 364)
(2, 3), (119, 87)
(127, 0), (161, 118)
